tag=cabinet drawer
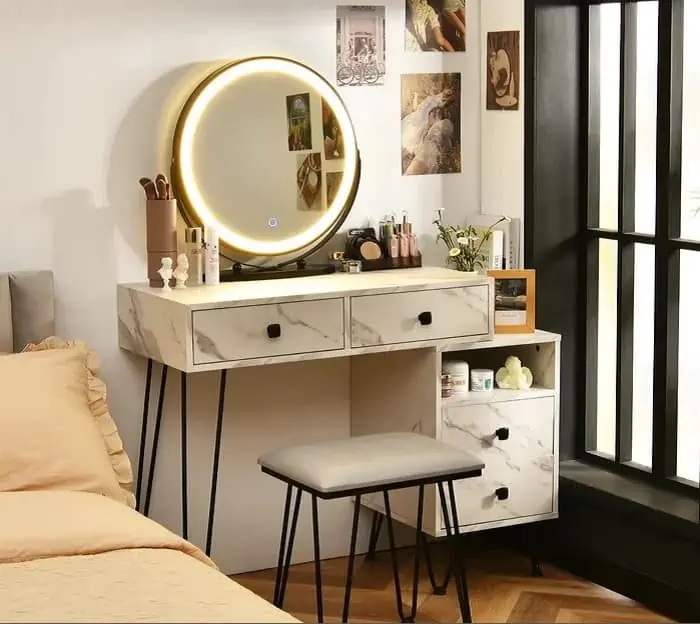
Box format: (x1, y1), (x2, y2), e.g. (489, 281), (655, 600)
(440, 397), (555, 528)
(192, 298), (345, 364)
(350, 286), (490, 348)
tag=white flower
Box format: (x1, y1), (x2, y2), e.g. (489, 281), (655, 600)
(456, 237), (469, 245)
(449, 248), (461, 257)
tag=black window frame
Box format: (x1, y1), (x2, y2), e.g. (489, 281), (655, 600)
(579, 0), (700, 495)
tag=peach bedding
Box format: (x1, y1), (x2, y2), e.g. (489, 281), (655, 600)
(0, 490), (299, 623)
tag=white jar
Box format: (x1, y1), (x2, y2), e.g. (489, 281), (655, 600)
(442, 360), (469, 396)
(471, 368), (495, 392)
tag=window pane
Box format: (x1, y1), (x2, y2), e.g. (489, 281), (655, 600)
(682, 0), (700, 241)
(677, 251), (700, 485)
(634, 2), (658, 235)
(597, 239), (617, 456)
(631, 244), (654, 467)
(592, 4), (621, 231)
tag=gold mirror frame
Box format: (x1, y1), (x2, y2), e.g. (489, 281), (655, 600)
(171, 56), (361, 268)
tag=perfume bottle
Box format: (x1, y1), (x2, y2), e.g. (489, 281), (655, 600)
(185, 227), (204, 286)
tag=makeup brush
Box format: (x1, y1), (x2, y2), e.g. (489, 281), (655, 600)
(155, 174), (168, 200)
(139, 177), (158, 201)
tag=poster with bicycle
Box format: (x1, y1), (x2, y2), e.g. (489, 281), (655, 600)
(336, 5), (386, 87)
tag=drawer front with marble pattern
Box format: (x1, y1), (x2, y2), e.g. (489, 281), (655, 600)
(349, 286), (490, 348)
(192, 298), (345, 364)
(440, 397), (555, 528)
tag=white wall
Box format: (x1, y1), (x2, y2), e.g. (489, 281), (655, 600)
(0, 0), (524, 573)
(480, 0), (525, 223)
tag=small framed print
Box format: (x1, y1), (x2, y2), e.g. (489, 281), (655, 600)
(487, 269), (536, 334)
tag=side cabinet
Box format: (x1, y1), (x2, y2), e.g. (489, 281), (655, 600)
(351, 331), (561, 537)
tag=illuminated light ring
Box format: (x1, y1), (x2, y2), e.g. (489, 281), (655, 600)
(174, 57), (359, 257)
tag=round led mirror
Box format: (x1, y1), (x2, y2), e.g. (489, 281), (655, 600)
(171, 56), (361, 277)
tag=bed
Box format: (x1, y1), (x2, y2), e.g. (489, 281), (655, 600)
(0, 271), (299, 623)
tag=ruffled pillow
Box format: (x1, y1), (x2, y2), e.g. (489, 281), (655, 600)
(22, 337), (136, 508)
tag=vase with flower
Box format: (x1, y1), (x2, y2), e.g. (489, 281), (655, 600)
(433, 208), (511, 273)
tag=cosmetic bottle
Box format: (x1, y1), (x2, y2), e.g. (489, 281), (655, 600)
(203, 225), (220, 286)
(388, 233), (399, 259)
(398, 224), (410, 259)
(185, 227), (204, 286)
(407, 222), (420, 257)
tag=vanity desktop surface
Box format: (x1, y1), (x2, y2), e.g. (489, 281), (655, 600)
(118, 267), (495, 373)
(119, 267), (492, 309)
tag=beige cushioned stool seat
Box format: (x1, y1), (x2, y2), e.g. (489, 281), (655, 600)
(258, 432), (484, 495)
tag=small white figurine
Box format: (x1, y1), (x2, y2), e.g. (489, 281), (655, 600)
(495, 356), (534, 390)
(157, 257), (173, 291)
(173, 253), (189, 289)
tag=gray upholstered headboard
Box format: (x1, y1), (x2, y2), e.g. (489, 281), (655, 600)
(0, 271), (56, 353)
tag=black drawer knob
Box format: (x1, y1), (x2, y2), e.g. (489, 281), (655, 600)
(418, 311), (433, 326)
(495, 487), (509, 501)
(495, 427), (510, 441)
(266, 323), (282, 339)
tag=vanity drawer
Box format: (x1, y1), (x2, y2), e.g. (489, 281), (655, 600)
(192, 298), (345, 364)
(440, 397), (555, 528)
(350, 286), (489, 348)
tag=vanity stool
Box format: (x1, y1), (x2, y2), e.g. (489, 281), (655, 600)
(258, 432), (485, 623)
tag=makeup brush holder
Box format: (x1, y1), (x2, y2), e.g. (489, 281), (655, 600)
(146, 199), (178, 287)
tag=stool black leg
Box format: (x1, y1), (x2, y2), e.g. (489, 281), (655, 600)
(420, 531), (451, 595)
(205, 369), (228, 557)
(382, 489), (422, 623)
(448, 481), (471, 623)
(275, 487), (302, 607)
(274, 485), (292, 605)
(311, 495), (324, 623)
(341, 495), (362, 623)
(135, 358), (153, 512)
(366, 510), (384, 561)
(438, 481), (472, 623)
(531, 555), (544, 577)
(408, 484), (425, 622)
(180, 371), (189, 540)
(144, 364), (168, 517)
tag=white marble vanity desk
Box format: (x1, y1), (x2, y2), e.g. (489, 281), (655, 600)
(119, 267), (495, 372)
(118, 266), (560, 569)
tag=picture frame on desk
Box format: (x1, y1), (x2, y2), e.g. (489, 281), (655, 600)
(487, 269), (536, 334)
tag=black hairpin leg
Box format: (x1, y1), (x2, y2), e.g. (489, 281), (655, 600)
(311, 495), (324, 623)
(135, 358), (153, 512)
(273, 485), (303, 607)
(144, 364), (168, 517)
(366, 510), (384, 561)
(341, 495), (362, 623)
(420, 530), (452, 595)
(438, 481), (472, 623)
(180, 371), (189, 540)
(205, 370), (228, 556)
(383, 487), (424, 623)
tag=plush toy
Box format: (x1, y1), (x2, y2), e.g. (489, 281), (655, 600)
(495, 355), (533, 390)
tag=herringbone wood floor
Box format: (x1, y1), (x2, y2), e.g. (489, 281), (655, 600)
(234, 542), (672, 623)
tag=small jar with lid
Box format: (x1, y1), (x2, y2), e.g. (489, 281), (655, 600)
(442, 360), (469, 396)
(441, 373), (453, 398)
